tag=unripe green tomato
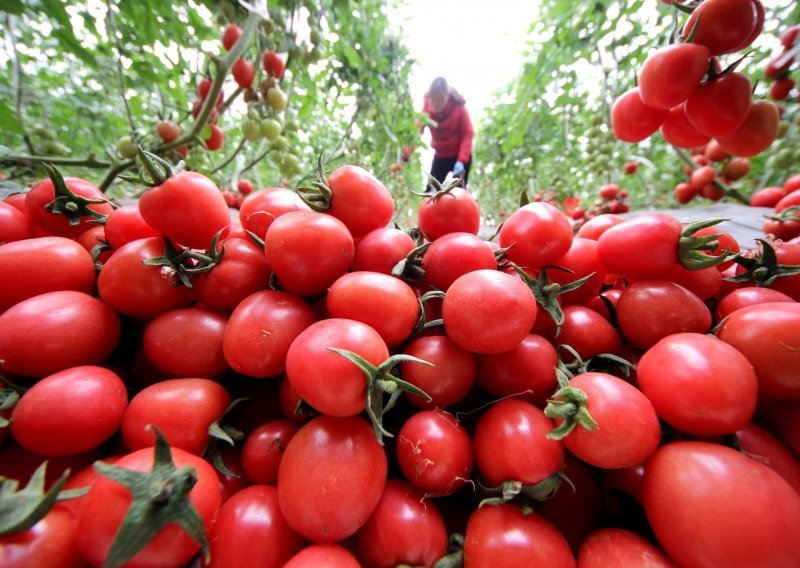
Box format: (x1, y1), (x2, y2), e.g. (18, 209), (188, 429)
(285, 119), (299, 132)
(590, 114), (603, 126)
(266, 87), (287, 111)
(242, 119), (261, 141)
(44, 140), (70, 156)
(116, 136), (138, 159)
(774, 148), (794, 169)
(33, 125), (57, 141)
(270, 135), (289, 151)
(777, 121), (790, 138)
(260, 118), (282, 141)
(279, 153), (299, 176)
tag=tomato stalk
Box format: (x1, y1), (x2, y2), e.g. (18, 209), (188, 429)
(727, 238), (800, 287)
(678, 217), (735, 269)
(142, 232), (227, 288)
(544, 367), (599, 440)
(41, 162), (111, 225)
(431, 533), (465, 568)
(478, 472), (567, 509)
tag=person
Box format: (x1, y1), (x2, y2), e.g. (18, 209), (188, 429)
(421, 77), (474, 190)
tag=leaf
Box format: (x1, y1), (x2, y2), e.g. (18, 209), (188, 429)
(0, 100), (23, 135)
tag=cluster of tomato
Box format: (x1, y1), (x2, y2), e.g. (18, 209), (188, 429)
(766, 24), (800, 102)
(612, 0), (780, 159)
(1, 152), (800, 567)
(671, 139), (750, 204)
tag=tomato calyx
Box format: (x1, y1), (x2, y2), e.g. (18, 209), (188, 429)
(41, 162), (111, 225)
(327, 348), (432, 444)
(391, 231), (431, 284)
(296, 153), (333, 212)
(727, 238), (800, 287)
(203, 398), (247, 477)
(94, 427), (210, 568)
(0, 461), (87, 535)
(430, 533), (465, 568)
(120, 147), (180, 188)
(478, 473), (567, 510)
(412, 174), (463, 200)
(678, 217), (733, 270)
(142, 232), (227, 288)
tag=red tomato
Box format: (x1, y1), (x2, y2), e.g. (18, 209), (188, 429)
(596, 214), (682, 280)
(553, 373), (661, 469)
(121, 378), (231, 455)
(575, 214), (625, 240)
(207, 485), (304, 568)
(399, 335), (476, 408)
(770, 240), (800, 300)
(0, 236), (95, 309)
(193, 238), (271, 312)
(265, 211), (354, 297)
(262, 51), (286, 79)
(231, 58), (255, 89)
(464, 504), (576, 567)
(736, 422), (800, 495)
(639, 43), (710, 109)
(0, 201), (34, 243)
(577, 528), (674, 568)
(681, 0), (762, 55)
(716, 99), (780, 158)
(611, 87), (668, 143)
(704, 139), (730, 162)
(660, 103), (711, 149)
(204, 124), (225, 151)
(553, 305), (621, 360)
(547, 237), (607, 306)
(721, 156), (751, 180)
(637, 333), (757, 435)
(666, 264), (722, 301)
(11, 366), (127, 457)
(221, 23), (242, 51)
(283, 544), (361, 568)
(76, 446), (221, 568)
(598, 183), (619, 200)
(499, 202), (573, 268)
(442, 269), (537, 354)
(421, 231), (497, 291)
(103, 204), (160, 249)
(770, 76), (795, 101)
(418, 186), (481, 240)
(352, 227), (416, 274)
(139, 171), (231, 250)
(143, 307), (229, 378)
(278, 415), (387, 542)
(239, 187), (311, 239)
(715, 287), (794, 320)
(784, 174), (800, 194)
(0, 290), (120, 378)
(0, 507), (85, 568)
(474, 399), (563, 487)
(684, 72), (752, 137)
(396, 409), (473, 496)
(25, 175), (112, 239)
(355, 479), (448, 568)
(644, 441), (800, 568)
(716, 302), (800, 399)
(326, 165), (394, 239)
(326, 271), (419, 347)
(97, 237), (195, 318)
(241, 420), (300, 485)
(156, 119), (181, 143)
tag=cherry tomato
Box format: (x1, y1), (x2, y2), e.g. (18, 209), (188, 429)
(156, 119), (181, 143)
(611, 87), (668, 143)
(499, 202), (573, 268)
(241, 420), (300, 485)
(400, 335), (476, 408)
(221, 24), (242, 51)
(418, 187), (481, 240)
(422, 231), (497, 291)
(684, 72), (752, 138)
(716, 99), (780, 158)
(681, 0), (763, 55)
(231, 58), (255, 89)
(0, 507), (85, 568)
(25, 176), (112, 239)
(660, 103), (711, 149)
(326, 165), (395, 239)
(0, 201), (34, 243)
(282, 544), (361, 568)
(639, 43), (710, 109)
(193, 238), (272, 312)
(351, 227), (416, 274)
(596, 214), (682, 280)
(715, 287), (794, 321)
(553, 305), (621, 360)
(577, 528), (674, 568)
(262, 51), (285, 79)
(103, 204), (159, 249)
(736, 422), (800, 495)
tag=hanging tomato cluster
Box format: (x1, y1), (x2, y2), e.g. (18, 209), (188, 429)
(766, 24), (800, 102)
(612, 0), (780, 158)
(672, 140), (750, 204)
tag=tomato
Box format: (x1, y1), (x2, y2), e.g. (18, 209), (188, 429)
(193, 238), (271, 312)
(770, 240), (800, 300)
(553, 305), (621, 360)
(325, 165), (394, 239)
(231, 58), (255, 89)
(553, 373), (660, 469)
(139, 172), (231, 250)
(278, 415), (387, 542)
(644, 441), (800, 568)
(721, 156), (751, 180)
(617, 280), (711, 349)
(475, 334), (557, 406)
(399, 335), (476, 408)
(474, 399), (563, 487)
(396, 409), (473, 496)
(736, 422), (800, 495)
(575, 214), (625, 240)
(121, 378), (231, 455)
(464, 504), (575, 567)
(763, 217), (800, 241)
(770, 76), (795, 101)
(10, 366), (126, 457)
(684, 72), (752, 138)
(283, 544), (361, 568)
(784, 174), (800, 194)
(0, 290), (119, 378)
(143, 307), (229, 378)
(715, 287), (793, 320)
(611, 87), (668, 143)
(221, 23), (242, 51)
(690, 166), (716, 191)
(716, 302), (800, 399)
(286, 318), (389, 416)
(637, 333), (757, 435)
(97, 237), (195, 319)
(156, 119), (181, 143)
(681, 0), (762, 55)
(103, 204), (159, 250)
(546, 237), (608, 306)
(355, 479), (448, 568)
(239, 188), (311, 239)
(704, 139), (730, 162)
(76, 446), (221, 568)
(596, 214), (682, 280)
(716, 99), (780, 158)
(25, 175), (112, 239)
(422, 231), (497, 291)
(326, 271), (419, 347)
(262, 51), (285, 79)
(442, 269), (537, 354)
(351, 227), (415, 274)
(577, 528), (674, 568)
(666, 264), (722, 301)
(598, 184), (619, 200)
(265, 211), (354, 297)
(206, 485), (303, 568)
(499, 202), (573, 268)
(418, 186), (481, 240)
(660, 103), (711, 149)
(0, 236), (95, 309)
(241, 419), (300, 485)
(638, 43), (710, 109)
(0, 507), (85, 568)
(0, 201), (34, 243)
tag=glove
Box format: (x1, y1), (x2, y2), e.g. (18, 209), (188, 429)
(452, 161), (465, 177)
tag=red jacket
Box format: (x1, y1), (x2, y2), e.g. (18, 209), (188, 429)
(423, 95), (473, 163)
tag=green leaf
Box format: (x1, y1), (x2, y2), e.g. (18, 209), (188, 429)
(0, 100), (23, 135)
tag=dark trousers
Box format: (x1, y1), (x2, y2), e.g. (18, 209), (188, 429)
(427, 156), (471, 191)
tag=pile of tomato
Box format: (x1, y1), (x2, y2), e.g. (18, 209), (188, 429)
(1, 153), (800, 568)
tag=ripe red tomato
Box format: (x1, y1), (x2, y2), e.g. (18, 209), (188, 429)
(400, 336), (476, 408)
(10, 365), (127, 456)
(283, 544), (361, 568)
(207, 485), (304, 568)
(736, 422), (800, 495)
(644, 441), (800, 568)
(770, 240), (800, 300)
(102, 204), (159, 249)
(25, 175), (112, 239)
(770, 76), (795, 101)
(681, 0), (763, 55)
(637, 333), (757, 435)
(576, 214), (625, 240)
(241, 420), (300, 485)
(0, 507), (85, 568)
(716, 99), (780, 157)
(547, 237), (607, 306)
(596, 214), (682, 280)
(204, 124), (225, 151)
(418, 186), (481, 240)
(499, 202), (573, 268)
(355, 479), (448, 568)
(442, 269), (537, 354)
(192, 238), (271, 312)
(684, 72), (752, 137)
(660, 103), (711, 149)
(326, 165), (394, 239)
(239, 187), (311, 239)
(156, 119), (181, 142)
(721, 156), (751, 180)
(674, 181), (697, 204)
(715, 287), (793, 321)
(222, 23), (242, 51)
(231, 58), (255, 89)
(351, 227), (416, 274)
(639, 43), (710, 109)
(577, 528), (674, 568)
(421, 231), (497, 291)
(262, 51), (286, 79)
(0, 201), (33, 243)
(611, 87), (668, 143)
(749, 186), (786, 207)
(278, 415), (387, 542)
(598, 183), (619, 200)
